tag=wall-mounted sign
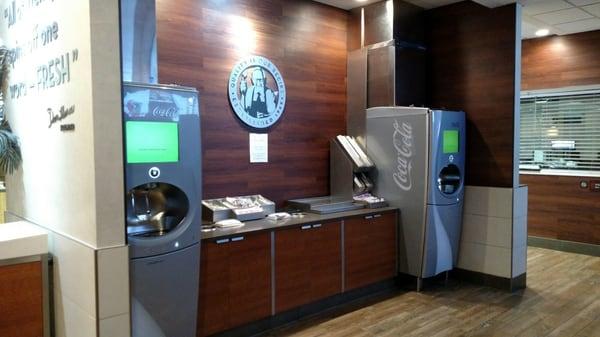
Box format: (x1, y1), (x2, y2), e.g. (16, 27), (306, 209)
(249, 133), (268, 163)
(228, 55), (286, 130)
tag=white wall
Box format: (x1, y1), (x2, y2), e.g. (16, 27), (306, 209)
(0, 0), (128, 336)
(1, 0), (97, 245)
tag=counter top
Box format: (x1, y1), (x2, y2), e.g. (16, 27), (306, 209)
(0, 221), (49, 261)
(201, 207), (398, 240)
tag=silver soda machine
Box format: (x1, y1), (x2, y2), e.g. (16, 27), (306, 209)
(123, 82), (202, 337)
(366, 106), (465, 287)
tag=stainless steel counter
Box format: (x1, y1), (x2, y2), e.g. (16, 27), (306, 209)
(201, 207), (399, 240)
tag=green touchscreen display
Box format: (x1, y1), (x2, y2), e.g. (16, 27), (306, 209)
(126, 121), (179, 163)
(443, 130), (459, 154)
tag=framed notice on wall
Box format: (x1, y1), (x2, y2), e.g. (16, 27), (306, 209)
(249, 133), (268, 163)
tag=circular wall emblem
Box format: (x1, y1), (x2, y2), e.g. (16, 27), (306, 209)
(228, 56), (286, 129)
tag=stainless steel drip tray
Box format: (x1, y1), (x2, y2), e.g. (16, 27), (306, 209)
(288, 196), (365, 214)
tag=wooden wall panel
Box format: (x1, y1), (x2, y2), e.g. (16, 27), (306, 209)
(521, 30), (600, 245)
(522, 30), (600, 90)
(156, 0), (348, 206)
(426, 2), (518, 188)
(520, 175), (600, 245)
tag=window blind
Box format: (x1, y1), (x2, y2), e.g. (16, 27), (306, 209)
(520, 92), (600, 172)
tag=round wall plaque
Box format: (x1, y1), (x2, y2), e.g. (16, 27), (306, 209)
(228, 56), (286, 129)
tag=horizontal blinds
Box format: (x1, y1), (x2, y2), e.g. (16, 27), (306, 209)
(520, 92), (600, 172)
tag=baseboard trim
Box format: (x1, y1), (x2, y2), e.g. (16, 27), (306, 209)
(528, 236), (600, 257)
(451, 268), (526, 292)
(212, 279), (399, 337)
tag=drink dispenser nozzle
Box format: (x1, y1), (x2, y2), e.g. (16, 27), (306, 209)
(144, 190), (151, 215)
(130, 186), (155, 221)
(126, 182), (190, 237)
(130, 193), (135, 213)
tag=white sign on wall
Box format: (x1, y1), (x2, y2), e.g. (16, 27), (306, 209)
(249, 133), (268, 163)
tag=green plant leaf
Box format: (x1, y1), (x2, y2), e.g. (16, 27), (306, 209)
(0, 45), (21, 175)
(0, 120), (21, 175)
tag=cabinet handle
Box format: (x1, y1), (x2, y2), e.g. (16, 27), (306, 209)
(312, 223), (322, 228)
(373, 214), (382, 218)
(365, 215), (373, 220)
(301, 225), (312, 230)
(231, 236), (245, 242)
(216, 238), (230, 244)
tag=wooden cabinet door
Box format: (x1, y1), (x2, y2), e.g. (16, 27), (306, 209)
(0, 261), (43, 337)
(199, 238), (232, 337)
(369, 212), (397, 282)
(345, 212), (397, 291)
(275, 221), (342, 313)
(308, 222), (342, 301)
(228, 233), (272, 329)
(275, 225), (312, 313)
(198, 232), (271, 337)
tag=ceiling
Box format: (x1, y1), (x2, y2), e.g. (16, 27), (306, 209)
(520, 0), (600, 39)
(313, 0), (600, 39)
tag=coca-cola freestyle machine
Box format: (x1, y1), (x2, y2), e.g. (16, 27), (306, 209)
(123, 82), (201, 337)
(365, 107), (465, 288)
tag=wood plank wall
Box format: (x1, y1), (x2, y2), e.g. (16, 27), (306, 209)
(521, 30), (600, 245)
(426, 2), (518, 188)
(522, 30), (600, 90)
(520, 175), (600, 245)
(155, 0), (348, 206)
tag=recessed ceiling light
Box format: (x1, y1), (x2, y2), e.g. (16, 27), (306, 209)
(356, 0), (368, 2)
(535, 29), (550, 37)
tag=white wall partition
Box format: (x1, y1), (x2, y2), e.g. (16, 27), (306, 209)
(458, 185), (528, 281)
(0, 0), (128, 336)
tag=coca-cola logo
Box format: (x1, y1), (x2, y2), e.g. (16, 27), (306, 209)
(152, 106), (178, 118)
(392, 119), (413, 191)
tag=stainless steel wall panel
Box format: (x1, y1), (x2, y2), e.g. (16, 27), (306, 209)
(121, 0), (158, 83)
(363, 1), (393, 47)
(347, 49), (368, 146)
(367, 45), (396, 108)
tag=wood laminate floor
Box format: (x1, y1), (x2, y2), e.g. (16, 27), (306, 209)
(263, 247), (600, 337)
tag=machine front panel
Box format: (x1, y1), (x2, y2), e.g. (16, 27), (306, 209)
(131, 243), (200, 337)
(421, 109), (466, 278)
(366, 106), (429, 277)
(427, 110), (466, 206)
(421, 201), (464, 278)
(123, 82), (202, 258)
